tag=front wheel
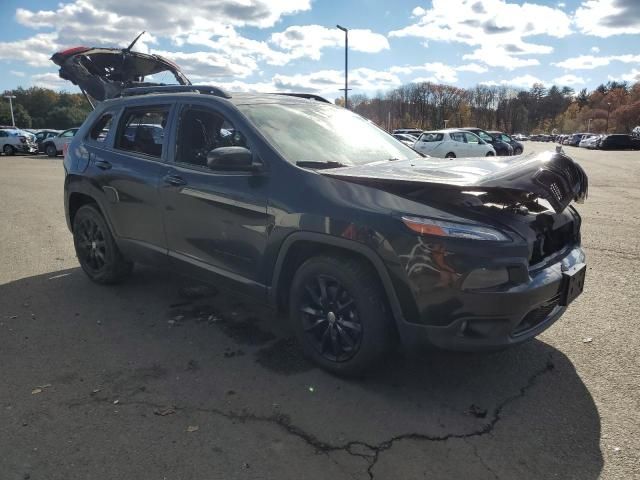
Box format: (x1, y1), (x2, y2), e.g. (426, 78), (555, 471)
(485, 151), (495, 157)
(45, 143), (57, 157)
(73, 204), (133, 284)
(445, 152), (456, 159)
(289, 255), (391, 376)
(3, 144), (15, 155)
(514, 147), (523, 155)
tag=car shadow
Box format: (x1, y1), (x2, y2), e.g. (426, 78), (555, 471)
(0, 266), (603, 479)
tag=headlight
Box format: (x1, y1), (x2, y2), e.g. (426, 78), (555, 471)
(401, 216), (510, 241)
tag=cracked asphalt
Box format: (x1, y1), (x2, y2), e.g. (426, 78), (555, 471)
(1, 143), (638, 479)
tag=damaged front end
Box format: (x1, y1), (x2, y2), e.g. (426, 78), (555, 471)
(51, 33), (190, 105)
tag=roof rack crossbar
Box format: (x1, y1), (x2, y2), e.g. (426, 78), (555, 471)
(121, 85), (231, 99)
(270, 93), (331, 104)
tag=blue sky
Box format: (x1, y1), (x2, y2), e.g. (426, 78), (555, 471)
(1, 0), (639, 99)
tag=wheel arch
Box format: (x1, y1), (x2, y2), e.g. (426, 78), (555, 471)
(270, 232), (405, 328)
(68, 191), (108, 233)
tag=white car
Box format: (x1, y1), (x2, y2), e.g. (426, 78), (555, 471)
(578, 135), (601, 149)
(42, 128), (79, 157)
(412, 129), (496, 158)
(0, 128), (38, 155)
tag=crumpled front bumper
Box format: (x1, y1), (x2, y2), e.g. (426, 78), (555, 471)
(397, 246), (586, 351)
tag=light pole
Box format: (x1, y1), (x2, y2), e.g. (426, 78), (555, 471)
(605, 102), (611, 133)
(587, 118), (592, 133)
(443, 119), (449, 129)
(336, 25), (350, 109)
(4, 95), (16, 127)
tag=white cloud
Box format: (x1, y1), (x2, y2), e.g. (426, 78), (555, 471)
(591, 46), (600, 53)
(390, 62), (459, 83)
(553, 74), (586, 85)
(10, 71), (26, 77)
(456, 63), (489, 73)
(481, 74), (546, 88)
(0, 33), (59, 67)
(389, 0), (571, 69)
(575, 0), (640, 37)
(553, 54), (640, 70)
(272, 68), (402, 94)
(30, 73), (71, 90)
(270, 25), (389, 61)
(609, 68), (640, 83)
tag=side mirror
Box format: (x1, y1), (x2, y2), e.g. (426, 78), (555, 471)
(206, 146), (257, 171)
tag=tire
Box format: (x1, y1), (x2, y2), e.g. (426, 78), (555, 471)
(485, 151), (495, 157)
(3, 144), (15, 156)
(514, 147), (523, 155)
(45, 143), (57, 157)
(445, 152), (456, 158)
(289, 255), (391, 376)
(72, 204), (133, 284)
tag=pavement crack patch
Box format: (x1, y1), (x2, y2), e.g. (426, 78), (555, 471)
(65, 358), (554, 480)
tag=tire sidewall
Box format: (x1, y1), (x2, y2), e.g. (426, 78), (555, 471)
(46, 144), (57, 157)
(4, 144), (15, 155)
(72, 205), (129, 284)
(289, 256), (390, 375)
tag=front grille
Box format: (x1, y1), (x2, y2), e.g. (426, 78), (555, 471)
(512, 296), (560, 336)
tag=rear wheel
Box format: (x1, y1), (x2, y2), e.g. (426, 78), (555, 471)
(3, 144), (15, 156)
(45, 143), (57, 157)
(445, 152), (456, 158)
(73, 204), (132, 284)
(485, 151), (495, 156)
(514, 147), (523, 155)
(289, 255), (391, 376)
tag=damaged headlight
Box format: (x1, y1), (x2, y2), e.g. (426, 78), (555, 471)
(401, 216), (510, 241)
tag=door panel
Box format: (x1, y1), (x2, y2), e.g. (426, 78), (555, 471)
(160, 104), (271, 295)
(87, 106), (172, 259)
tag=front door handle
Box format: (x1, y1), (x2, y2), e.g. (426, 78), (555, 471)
(163, 174), (187, 187)
(95, 159), (112, 170)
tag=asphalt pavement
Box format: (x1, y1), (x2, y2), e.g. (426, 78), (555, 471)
(0, 143), (638, 479)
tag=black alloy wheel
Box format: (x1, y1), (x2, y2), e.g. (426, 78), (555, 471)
(299, 274), (363, 362)
(76, 215), (108, 274)
(73, 204), (132, 284)
(289, 255), (391, 375)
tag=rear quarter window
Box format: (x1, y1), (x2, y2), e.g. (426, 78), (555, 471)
(88, 113), (114, 143)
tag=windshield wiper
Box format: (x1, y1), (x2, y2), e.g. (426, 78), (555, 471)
(296, 160), (347, 169)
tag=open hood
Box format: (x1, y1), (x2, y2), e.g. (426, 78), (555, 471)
(321, 151), (588, 213)
(51, 38), (190, 103)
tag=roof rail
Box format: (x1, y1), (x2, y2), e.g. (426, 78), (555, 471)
(121, 85), (231, 99)
(270, 93), (331, 104)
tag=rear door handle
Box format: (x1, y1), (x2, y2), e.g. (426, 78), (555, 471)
(95, 159), (112, 170)
(163, 174), (187, 187)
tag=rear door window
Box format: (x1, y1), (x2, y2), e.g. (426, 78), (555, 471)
(450, 132), (466, 143)
(88, 113), (113, 143)
(419, 133), (443, 142)
(464, 132), (479, 144)
(115, 107), (169, 158)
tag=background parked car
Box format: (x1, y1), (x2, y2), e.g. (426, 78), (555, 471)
(632, 126), (639, 139)
(460, 127), (513, 155)
(566, 133), (589, 146)
(488, 131), (524, 155)
(0, 128), (38, 155)
(34, 129), (61, 153)
(413, 129), (495, 158)
(597, 134), (640, 150)
(392, 133), (419, 146)
(42, 128), (79, 157)
(393, 128), (423, 138)
(578, 135), (601, 149)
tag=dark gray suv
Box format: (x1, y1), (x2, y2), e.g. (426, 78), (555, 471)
(54, 45), (589, 375)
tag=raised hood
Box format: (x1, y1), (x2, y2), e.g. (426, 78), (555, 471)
(321, 151), (588, 213)
(51, 37), (190, 103)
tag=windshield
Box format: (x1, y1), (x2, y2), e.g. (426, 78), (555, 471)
(238, 103), (417, 166)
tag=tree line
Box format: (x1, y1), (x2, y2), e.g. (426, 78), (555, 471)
(0, 87), (91, 129)
(2, 80), (639, 134)
(341, 80), (640, 134)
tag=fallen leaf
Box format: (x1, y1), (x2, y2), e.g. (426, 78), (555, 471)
(154, 407), (176, 417)
(31, 388), (42, 395)
(583, 337), (593, 343)
(186, 425), (199, 433)
(113, 399), (120, 405)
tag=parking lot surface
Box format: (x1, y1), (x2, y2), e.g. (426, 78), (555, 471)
(0, 143), (638, 479)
